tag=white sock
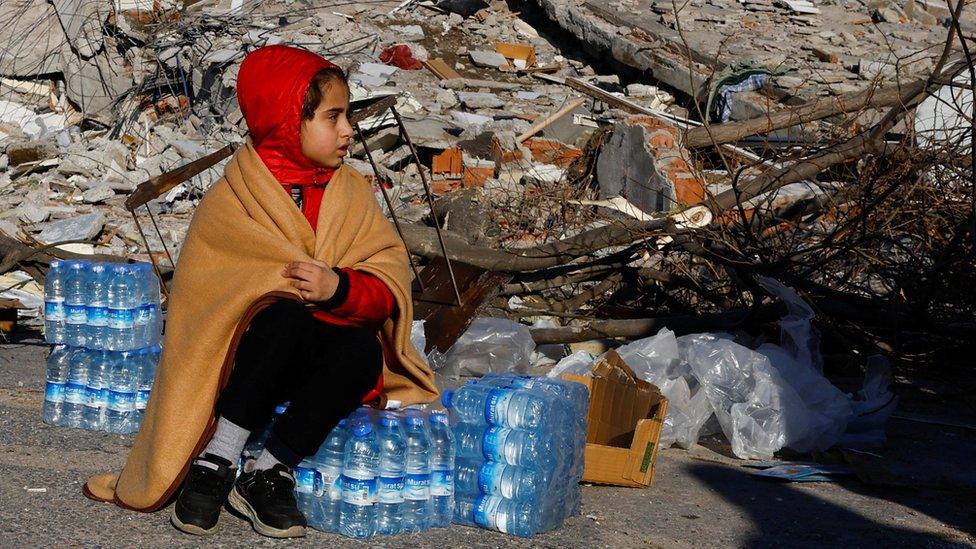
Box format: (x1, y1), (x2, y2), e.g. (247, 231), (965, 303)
(200, 416), (249, 466)
(252, 447), (285, 471)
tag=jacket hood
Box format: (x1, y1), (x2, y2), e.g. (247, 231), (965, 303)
(237, 45), (338, 186)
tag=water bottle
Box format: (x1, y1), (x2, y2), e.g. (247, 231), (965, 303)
(442, 384), (549, 430)
(62, 348), (90, 428)
(428, 411), (455, 528)
(401, 411), (431, 532)
(133, 347), (156, 427)
(63, 261), (90, 347)
(106, 350), (137, 434)
(375, 414), (405, 535)
(83, 350), (112, 431)
(485, 374), (589, 424)
(241, 403), (289, 469)
(454, 494), (539, 537)
(131, 263), (155, 348)
(455, 458), (544, 501)
(339, 421), (378, 539)
(43, 345), (72, 425)
(311, 419), (348, 533)
(85, 263), (111, 350)
(294, 459), (322, 527)
(454, 422), (553, 467)
(107, 264), (137, 351)
(43, 260), (66, 344)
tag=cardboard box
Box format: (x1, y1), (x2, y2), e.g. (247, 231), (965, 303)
(563, 349), (668, 487)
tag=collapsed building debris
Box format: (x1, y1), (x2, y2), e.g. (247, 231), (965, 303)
(0, 0), (971, 374)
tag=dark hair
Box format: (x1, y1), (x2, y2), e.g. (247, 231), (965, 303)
(301, 67), (349, 120)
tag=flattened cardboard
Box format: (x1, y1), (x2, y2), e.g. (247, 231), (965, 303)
(563, 349), (668, 487)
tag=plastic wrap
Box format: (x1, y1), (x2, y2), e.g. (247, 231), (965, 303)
(441, 317), (535, 378)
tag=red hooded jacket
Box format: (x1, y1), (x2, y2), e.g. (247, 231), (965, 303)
(236, 45), (395, 332)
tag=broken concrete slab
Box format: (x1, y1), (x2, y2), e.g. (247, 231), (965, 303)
(457, 91), (505, 109)
(36, 212), (105, 244)
(81, 185), (116, 204)
(468, 50), (508, 68)
(6, 138), (59, 167)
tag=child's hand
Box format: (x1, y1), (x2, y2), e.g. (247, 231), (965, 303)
(282, 260), (340, 302)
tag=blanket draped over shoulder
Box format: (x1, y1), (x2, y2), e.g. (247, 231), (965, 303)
(84, 142), (437, 511)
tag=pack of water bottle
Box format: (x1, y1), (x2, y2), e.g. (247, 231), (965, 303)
(442, 373), (588, 537)
(285, 407), (455, 540)
(43, 259), (163, 351)
(42, 343), (161, 434)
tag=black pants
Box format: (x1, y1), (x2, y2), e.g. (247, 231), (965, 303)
(216, 299), (383, 468)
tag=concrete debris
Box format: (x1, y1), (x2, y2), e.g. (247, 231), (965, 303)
(35, 212), (105, 244)
(468, 50), (508, 68)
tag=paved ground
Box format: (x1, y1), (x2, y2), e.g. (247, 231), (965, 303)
(1, 331), (974, 548)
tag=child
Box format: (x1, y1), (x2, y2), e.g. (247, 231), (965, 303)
(83, 45), (438, 539)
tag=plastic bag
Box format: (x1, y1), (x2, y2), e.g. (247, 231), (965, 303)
(410, 320), (427, 363)
(840, 355), (899, 448)
(441, 317), (535, 378)
(546, 350), (596, 379)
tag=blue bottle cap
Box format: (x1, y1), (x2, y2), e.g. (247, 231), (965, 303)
(404, 414), (424, 427)
(49, 259), (62, 269)
(430, 412), (448, 423)
(337, 419), (348, 429)
(441, 390), (454, 408)
(274, 403), (289, 415)
(380, 416), (399, 428)
(352, 422), (373, 437)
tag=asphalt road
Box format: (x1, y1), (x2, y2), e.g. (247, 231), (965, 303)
(2, 332), (974, 548)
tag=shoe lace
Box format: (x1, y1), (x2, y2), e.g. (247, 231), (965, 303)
(188, 464), (227, 499)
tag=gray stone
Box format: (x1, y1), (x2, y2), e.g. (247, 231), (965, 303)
(435, 88), (459, 109)
(16, 201), (50, 224)
(468, 50), (508, 68)
(390, 25), (425, 41)
(81, 185), (115, 204)
(36, 212), (105, 244)
(595, 121), (674, 214)
(168, 140), (207, 159)
(458, 91), (505, 109)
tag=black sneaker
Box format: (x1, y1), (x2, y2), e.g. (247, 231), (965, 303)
(227, 464), (307, 538)
(170, 453), (237, 536)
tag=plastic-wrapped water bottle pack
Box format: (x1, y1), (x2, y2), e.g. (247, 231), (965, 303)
(442, 373), (588, 537)
(41, 260), (164, 434)
(286, 407), (455, 540)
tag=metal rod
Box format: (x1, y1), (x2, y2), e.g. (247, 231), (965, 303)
(354, 123), (425, 292)
(146, 204), (177, 271)
(131, 210), (171, 301)
(389, 106), (462, 307)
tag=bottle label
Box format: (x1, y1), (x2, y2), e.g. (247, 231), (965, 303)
(294, 466), (320, 494)
(134, 304), (152, 326)
(136, 389), (150, 410)
(65, 304), (87, 325)
(403, 472), (430, 501)
(340, 475), (376, 506)
(472, 495), (502, 529)
(44, 381), (65, 403)
(317, 464), (342, 500)
(484, 388), (513, 425)
(87, 306), (109, 327)
(481, 427), (511, 462)
(377, 474), (405, 503)
(86, 386), (109, 408)
(430, 468), (453, 496)
(108, 390), (135, 412)
(108, 308), (134, 329)
(44, 299), (65, 322)
(477, 463), (504, 495)
(64, 382), (86, 404)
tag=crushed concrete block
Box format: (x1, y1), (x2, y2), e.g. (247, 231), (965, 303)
(435, 88), (459, 109)
(6, 138), (59, 167)
(17, 201), (50, 224)
(390, 25), (425, 41)
(169, 140), (207, 159)
(458, 91), (505, 109)
(469, 50), (508, 68)
(36, 212), (105, 244)
(81, 185), (116, 204)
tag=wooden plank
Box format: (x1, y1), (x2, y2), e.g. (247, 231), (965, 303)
(423, 58), (461, 80)
(412, 257), (510, 353)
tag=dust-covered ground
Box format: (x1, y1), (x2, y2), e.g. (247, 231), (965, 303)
(1, 332), (974, 548)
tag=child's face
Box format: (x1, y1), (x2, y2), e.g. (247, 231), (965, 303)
(300, 82), (352, 170)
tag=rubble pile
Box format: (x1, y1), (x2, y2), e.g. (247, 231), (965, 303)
(0, 0), (972, 369)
